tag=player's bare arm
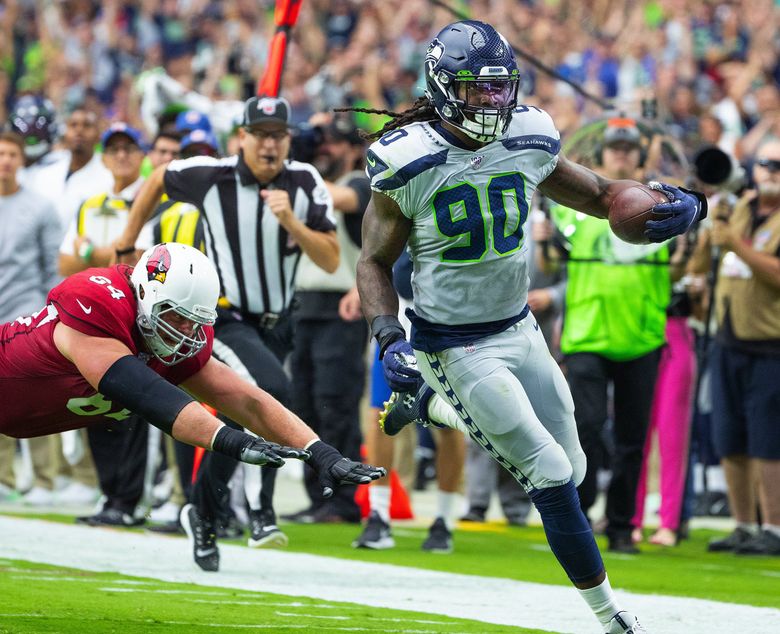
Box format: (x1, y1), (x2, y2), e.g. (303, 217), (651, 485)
(541, 155), (706, 243)
(538, 155), (636, 219)
(181, 353), (384, 495)
(357, 191), (421, 392)
(181, 356), (318, 449)
(52, 322), (223, 449)
(356, 191), (411, 323)
(53, 322), (135, 389)
(114, 164), (167, 260)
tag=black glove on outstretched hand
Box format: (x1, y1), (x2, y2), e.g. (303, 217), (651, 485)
(240, 438), (311, 467)
(306, 440), (387, 498)
(211, 426), (311, 467)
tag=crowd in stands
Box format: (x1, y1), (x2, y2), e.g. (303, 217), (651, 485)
(1, 0), (779, 558)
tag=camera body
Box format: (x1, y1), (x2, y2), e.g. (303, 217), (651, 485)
(290, 123), (325, 163)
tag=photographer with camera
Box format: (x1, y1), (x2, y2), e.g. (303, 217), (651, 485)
(691, 140), (780, 557)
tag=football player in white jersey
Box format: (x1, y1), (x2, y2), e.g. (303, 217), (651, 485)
(355, 20), (706, 634)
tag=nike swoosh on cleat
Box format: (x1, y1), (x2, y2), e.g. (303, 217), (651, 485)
(195, 548), (217, 558)
(76, 299), (93, 314)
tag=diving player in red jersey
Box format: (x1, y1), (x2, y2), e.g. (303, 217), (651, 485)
(0, 243), (384, 490)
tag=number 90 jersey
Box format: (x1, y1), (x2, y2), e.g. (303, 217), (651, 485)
(367, 107), (560, 326)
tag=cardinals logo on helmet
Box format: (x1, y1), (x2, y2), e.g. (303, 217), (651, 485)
(146, 244), (172, 284)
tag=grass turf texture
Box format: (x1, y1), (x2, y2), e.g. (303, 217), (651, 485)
(0, 558), (550, 634)
(4, 512), (780, 611)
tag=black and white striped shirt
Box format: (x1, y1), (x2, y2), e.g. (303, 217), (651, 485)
(164, 154), (335, 315)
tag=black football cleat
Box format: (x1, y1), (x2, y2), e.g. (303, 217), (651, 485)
(180, 504), (219, 572)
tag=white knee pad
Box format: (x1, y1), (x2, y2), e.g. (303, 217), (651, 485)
(532, 442), (573, 489)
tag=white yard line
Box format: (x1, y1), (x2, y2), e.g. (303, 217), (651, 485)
(0, 516), (777, 634)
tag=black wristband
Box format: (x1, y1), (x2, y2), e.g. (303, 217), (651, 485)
(98, 355), (195, 434)
(306, 440), (342, 472)
(680, 186), (708, 221)
(115, 245), (136, 257)
(370, 315), (406, 358)
(211, 426), (253, 461)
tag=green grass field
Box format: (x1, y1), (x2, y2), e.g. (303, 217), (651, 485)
(1, 512), (779, 633)
(0, 559), (547, 634)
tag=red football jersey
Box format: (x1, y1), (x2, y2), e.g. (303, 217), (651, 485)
(0, 265), (213, 438)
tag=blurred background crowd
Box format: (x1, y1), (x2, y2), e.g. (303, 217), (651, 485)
(1, 0), (779, 155)
(1, 0), (780, 559)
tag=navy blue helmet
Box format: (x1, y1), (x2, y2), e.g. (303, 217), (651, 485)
(8, 95), (57, 161)
(424, 21), (520, 143)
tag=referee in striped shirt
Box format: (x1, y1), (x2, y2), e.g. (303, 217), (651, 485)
(115, 96), (340, 571)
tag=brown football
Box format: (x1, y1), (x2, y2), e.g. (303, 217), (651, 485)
(608, 185), (670, 245)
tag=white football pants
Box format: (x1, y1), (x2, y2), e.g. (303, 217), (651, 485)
(415, 314), (586, 491)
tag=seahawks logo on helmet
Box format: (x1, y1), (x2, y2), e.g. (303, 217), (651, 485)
(424, 21), (520, 143)
(146, 244), (172, 284)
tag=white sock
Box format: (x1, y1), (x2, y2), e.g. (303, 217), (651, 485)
(427, 395), (469, 434)
(369, 485), (391, 524)
(577, 575), (622, 627)
(437, 490), (460, 530)
(737, 521), (759, 533)
(242, 464), (262, 511)
(763, 523), (780, 538)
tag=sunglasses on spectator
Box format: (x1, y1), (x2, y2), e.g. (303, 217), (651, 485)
(757, 158), (780, 172)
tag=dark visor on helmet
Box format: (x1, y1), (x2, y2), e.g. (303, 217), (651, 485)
(459, 79), (518, 108)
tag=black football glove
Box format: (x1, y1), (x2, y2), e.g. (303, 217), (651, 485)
(240, 438), (311, 468)
(306, 440), (387, 498)
(211, 426), (311, 467)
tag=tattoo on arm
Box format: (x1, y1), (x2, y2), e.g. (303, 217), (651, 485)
(356, 192), (411, 324)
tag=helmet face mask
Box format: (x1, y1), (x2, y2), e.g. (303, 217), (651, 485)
(130, 244), (219, 366)
(425, 21), (520, 143)
(140, 302), (212, 366)
(455, 78), (519, 141)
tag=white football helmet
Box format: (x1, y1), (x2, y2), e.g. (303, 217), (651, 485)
(130, 243), (219, 366)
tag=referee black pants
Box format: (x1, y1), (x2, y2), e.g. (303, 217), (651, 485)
(87, 414), (148, 515)
(192, 310), (291, 521)
(565, 349), (661, 539)
(291, 309), (367, 520)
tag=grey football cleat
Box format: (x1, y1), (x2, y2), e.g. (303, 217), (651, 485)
(352, 510), (395, 549)
(422, 517), (453, 554)
(707, 526), (754, 552)
(606, 611), (647, 634)
(379, 383), (435, 436)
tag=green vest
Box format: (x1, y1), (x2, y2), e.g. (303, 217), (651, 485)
(552, 205), (670, 361)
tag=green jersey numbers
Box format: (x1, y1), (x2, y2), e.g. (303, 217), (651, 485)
(433, 172), (528, 262)
(433, 182), (485, 262)
(66, 393), (131, 421)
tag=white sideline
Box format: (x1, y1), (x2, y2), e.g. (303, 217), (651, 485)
(0, 516), (777, 634)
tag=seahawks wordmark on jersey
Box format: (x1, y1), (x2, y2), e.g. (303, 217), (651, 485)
(367, 106), (560, 326)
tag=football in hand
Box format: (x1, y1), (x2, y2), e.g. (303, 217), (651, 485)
(608, 185), (670, 245)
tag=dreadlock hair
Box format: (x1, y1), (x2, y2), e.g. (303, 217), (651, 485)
(335, 97), (438, 141)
